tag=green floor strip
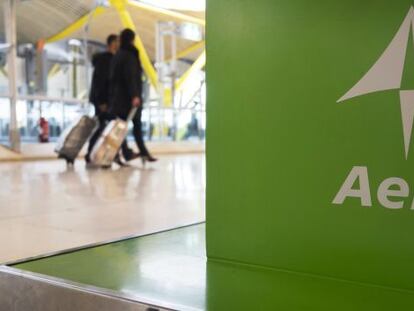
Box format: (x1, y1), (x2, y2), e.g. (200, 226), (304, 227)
(13, 224), (206, 310)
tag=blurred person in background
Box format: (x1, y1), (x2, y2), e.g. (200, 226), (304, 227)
(109, 28), (157, 163)
(86, 34), (138, 166)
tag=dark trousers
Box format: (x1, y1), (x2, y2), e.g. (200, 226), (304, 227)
(120, 107), (149, 157)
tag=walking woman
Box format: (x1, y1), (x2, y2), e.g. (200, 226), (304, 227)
(109, 28), (157, 163)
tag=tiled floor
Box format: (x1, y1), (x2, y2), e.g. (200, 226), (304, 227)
(0, 154), (205, 263)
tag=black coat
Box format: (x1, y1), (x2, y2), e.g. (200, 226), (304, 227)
(109, 45), (143, 118)
(89, 51), (113, 106)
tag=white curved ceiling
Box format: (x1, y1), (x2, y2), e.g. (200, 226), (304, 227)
(0, 0), (205, 61)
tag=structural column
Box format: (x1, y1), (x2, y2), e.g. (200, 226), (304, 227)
(4, 0), (20, 151)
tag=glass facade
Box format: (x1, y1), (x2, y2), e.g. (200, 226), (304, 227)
(0, 96), (206, 143)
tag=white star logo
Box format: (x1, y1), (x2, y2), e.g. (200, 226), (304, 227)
(338, 7), (414, 159)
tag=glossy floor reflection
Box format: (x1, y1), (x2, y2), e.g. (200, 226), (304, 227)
(0, 154), (205, 263)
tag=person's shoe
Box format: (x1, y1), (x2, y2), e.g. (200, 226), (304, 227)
(114, 156), (129, 167)
(141, 154), (158, 164)
(124, 152), (140, 162)
(85, 155), (98, 169)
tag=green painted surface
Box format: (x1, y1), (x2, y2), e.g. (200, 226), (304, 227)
(206, 261), (414, 310)
(206, 0), (414, 292)
(13, 225), (207, 310)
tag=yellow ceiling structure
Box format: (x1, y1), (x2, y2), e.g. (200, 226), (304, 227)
(58, 5), (204, 61)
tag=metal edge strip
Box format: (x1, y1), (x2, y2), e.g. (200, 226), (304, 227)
(0, 265), (202, 311)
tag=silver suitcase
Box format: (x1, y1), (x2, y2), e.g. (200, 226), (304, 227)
(90, 108), (137, 167)
(55, 116), (97, 165)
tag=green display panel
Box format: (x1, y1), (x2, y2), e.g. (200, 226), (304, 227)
(207, 0), (414, 291)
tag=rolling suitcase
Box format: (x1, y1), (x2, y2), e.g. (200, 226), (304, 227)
(55, 116), (97, 165)
(90, 108), (137, 167)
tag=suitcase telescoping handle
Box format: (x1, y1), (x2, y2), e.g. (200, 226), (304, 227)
(127, 107), (138, 122)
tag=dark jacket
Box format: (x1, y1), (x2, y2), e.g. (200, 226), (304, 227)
(109, 44), (143, 118)
(89, 51), (113, 106)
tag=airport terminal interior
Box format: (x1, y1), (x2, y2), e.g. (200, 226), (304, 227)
(1, 0), (414, 310)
